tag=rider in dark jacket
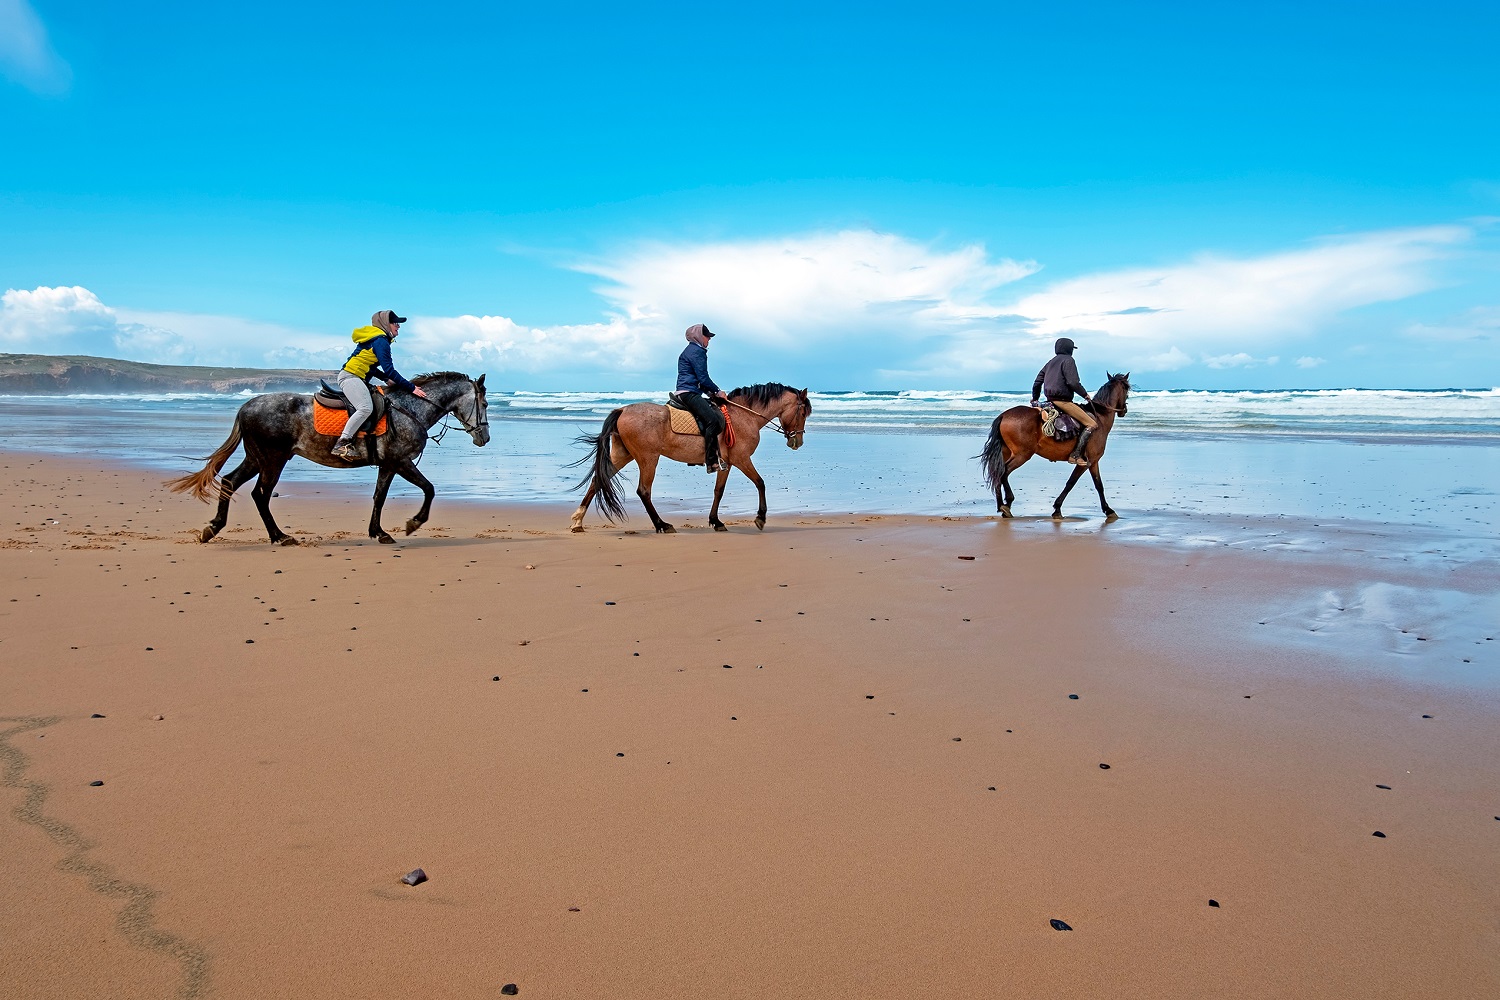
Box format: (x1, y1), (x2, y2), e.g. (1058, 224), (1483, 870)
(673, 323), (729, 473)
(1031, 337), (1098, 466)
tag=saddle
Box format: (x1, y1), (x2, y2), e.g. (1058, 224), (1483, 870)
(312, 381), (389, 438)
(1039, 402), (1081, 441)
(665, 395), (736, 448)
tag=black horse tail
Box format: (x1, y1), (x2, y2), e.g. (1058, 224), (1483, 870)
(570, 407), (629, 522)
(165, 416), (242, 503)
(978, 413), (1009, 499)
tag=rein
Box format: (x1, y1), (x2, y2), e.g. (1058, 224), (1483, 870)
(722, 396), (796, 439)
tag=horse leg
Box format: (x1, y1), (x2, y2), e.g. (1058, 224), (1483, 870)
(1000, 451), (1030, 518)
(249, 452), (298, 545)
(200, 459), (256, 542)
(708, 465), (731, 531)
(733, 455), (768, 531)
(1052, 464), (1087, 519)
(634, 454), (674, 534)
(394, 460), (436, 536)
(1089, 462), (1116, 519)
(571, 482), (598, 533)
(368, 466), (397, 543)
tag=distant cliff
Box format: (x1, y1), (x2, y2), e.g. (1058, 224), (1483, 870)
(0, 353), (328, 394)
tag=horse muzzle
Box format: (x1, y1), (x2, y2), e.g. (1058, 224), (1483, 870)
(472, 426), (491, 447)
(787, 432), (804, 450)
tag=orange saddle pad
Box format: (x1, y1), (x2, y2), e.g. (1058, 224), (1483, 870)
(312, 393), (388, 438)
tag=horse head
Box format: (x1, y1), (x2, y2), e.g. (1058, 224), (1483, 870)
(412, 371), (491, 446)
(1103, 371), (1131, 417)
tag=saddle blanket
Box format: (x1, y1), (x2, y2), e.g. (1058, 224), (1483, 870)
(312, 393), (388, 438)
(667, 405), (699, 435)
(1039, 402), (1080, 441)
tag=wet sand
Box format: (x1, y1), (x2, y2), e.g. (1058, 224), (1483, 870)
(1, 451), (1497, 999)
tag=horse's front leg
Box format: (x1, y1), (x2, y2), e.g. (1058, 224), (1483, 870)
(734, 455), (768, 531)
(1089, 462), (1116, 519)
(1052, 464), (1087, 518)
(708, 466), (731, 531)
(394, 460), (436, 536)
(369, 466), (397, 543)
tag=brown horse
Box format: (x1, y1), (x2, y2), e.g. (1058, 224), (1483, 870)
(979, 372), (1131, 519)
(570, 383), (812, 533)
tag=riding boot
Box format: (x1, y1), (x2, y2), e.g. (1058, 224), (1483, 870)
(1068, 428), (1094, 466)
(703, 432), (721, 474)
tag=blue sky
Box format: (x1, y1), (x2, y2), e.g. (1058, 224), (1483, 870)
(2, 0), (1496, 389)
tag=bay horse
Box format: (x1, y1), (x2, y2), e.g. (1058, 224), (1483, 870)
(165, 372), (490, 545)
(979, 372), (1131, 519)
(570, 383), (812, 534)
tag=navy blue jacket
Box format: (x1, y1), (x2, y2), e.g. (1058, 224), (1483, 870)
(676, 342), (720, 394)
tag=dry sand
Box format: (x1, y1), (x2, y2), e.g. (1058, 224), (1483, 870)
(1, 451), (1497, 999)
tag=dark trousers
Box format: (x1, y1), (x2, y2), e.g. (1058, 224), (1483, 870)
(675, 392), (725, 466)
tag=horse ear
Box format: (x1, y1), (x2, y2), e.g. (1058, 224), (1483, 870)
(1106, 370), (1113, 380)
(476, 373), (486, 390)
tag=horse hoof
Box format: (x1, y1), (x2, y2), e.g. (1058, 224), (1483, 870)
(278, 536), (301, 546)
(754, 517), (765, 531)
(657, 524), (676, 534)
(1104, 511), (1119, 522)
(713, 522), (728, 532)
(199, 526), (217, 543)
(570, 525), (585, 534)
(404, 519), (421, 536)
(378, 533), (396, 544)
(1051, 511), (1063, 520)
(999, 506), (1012, 519)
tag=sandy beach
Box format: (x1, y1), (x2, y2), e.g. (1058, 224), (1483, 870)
(2, 450), (1498, 999)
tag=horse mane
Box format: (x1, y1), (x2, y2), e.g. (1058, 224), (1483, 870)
(728, 382), (811, 412)
(1089, 371), (1131, 411)
(411, 371), (469, 386)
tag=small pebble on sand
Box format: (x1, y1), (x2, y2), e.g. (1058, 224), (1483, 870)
(1372, 831), (1386, 838)
(1068, 694), (1079, 700)
(501, 986), (519, 996)
(90, 713), (105, 718)
(1209, 899), (1220, 908)
(401, 869), (428, 886)
(1099, 763), (1111, 769)
(1050, 919), (1072, 931)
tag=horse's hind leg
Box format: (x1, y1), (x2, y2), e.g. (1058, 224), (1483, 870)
(249, 452), (297, 545)
(1052, 464), (1087, 519)
(368, 466), (397, 543)
(200, 459), (256, 542)
(634, 454), (674, 534)
(999, 451), (1029, 518)
(1088, 462), (1116, 519)
(394, 460), (436, 536)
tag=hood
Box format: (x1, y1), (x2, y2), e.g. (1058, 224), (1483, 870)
(1054, 337), (1076, 355)
(351, 325), (388, 344)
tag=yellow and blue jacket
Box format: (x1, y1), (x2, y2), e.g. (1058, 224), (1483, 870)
(341, 326), (417, 391)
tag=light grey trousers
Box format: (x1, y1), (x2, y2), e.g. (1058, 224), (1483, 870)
(334, 370), (374, 446)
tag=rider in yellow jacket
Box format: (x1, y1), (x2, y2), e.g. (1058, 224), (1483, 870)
(332, 309), (427, 460)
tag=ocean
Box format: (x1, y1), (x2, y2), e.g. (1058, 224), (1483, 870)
(1, 388), (1496, 536)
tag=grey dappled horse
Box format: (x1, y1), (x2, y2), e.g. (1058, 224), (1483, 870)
(167, 372), (489, 545)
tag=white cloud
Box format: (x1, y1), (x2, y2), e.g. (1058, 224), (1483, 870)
(0, 0), (71, 95)
(580, 229), (1038, 347)
(2, 224), (1482, 388)
(1, 286), (128, 354)
(1204, 352), (1279, 369)
(1403, 305), (1499, 342)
